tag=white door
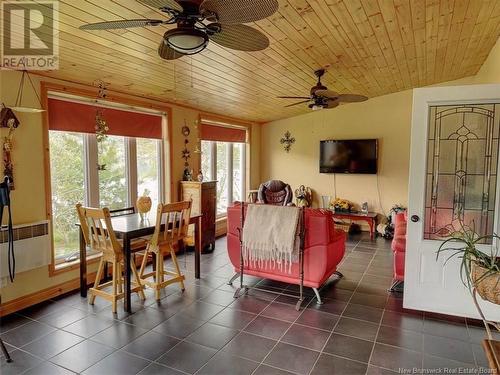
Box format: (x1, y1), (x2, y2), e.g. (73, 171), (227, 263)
(406, 84), (500, 320)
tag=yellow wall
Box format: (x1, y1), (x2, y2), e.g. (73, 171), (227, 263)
(0, 70), (261, 303)
(261, 37), (500, 215)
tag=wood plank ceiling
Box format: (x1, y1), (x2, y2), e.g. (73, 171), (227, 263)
(9, 0), (500, 122)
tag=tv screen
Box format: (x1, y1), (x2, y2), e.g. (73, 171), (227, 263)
(320, 139), (378, 174)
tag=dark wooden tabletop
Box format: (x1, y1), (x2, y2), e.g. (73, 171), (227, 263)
(332, 211), (378, 218)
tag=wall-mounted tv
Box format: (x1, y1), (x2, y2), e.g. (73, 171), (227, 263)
(320, 139), (378, 174)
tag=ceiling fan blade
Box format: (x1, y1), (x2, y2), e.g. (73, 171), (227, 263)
(201, 0), (278, 24)
(337, 94), (368, 103)
(79, 19), (163, 30)
(325, 99), (340, 109)
(314, 89), (339, 99)
(277, 96), (311, 99)
(137, 0), (183, 12)
(209, 24), (269, 51)
(158, 41), (184, 60)
(285, 100), (310, 108)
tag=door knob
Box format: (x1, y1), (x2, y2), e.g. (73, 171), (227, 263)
(411, 215), (420, 223)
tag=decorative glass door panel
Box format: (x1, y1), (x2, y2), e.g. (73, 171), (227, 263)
(424, 104), (500, 242)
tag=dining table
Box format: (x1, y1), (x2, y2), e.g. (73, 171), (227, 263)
(78, 212), (203, 313)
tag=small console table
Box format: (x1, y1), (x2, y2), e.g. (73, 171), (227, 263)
(332, 211), (378, 240)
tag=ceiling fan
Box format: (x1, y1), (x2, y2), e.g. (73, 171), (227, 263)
(79, 0), (278, 60)
(278, 69), (368, 110)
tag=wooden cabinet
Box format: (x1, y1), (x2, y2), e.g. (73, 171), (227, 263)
(180, 181), (216, 252)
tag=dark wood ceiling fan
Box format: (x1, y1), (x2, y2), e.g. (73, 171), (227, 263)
(79, 0), (278, 60)
(278, 69), (368, 110)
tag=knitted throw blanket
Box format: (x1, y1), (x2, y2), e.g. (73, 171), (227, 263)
(242, 204), (301, 273)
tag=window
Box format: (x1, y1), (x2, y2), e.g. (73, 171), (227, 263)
(201, 140), (246, 216)
(49, 131), (163, 264)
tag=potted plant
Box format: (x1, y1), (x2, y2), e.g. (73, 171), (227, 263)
(436, 222), (500, 338)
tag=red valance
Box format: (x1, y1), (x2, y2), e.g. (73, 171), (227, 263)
(200, 123), (246, 143)
(48, 98), (163, 139)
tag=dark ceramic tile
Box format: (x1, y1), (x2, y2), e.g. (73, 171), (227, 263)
(343, 303), (384, 323)
(381, 310), (424, 332)
(201, 289), (237, 306)
(123, 330), (180, 361)
(198, 351), (258, 375)
(472, 343), (489, 367)
(157, 341), (217, 374)
(422, 354), (476, 372)
(321, 288), (353, 302)
(0, 349), (44, 375)
(281, 324), (330, 351)
(90, 321), (148, 349)
(370, 343), (422, 372)
(264, 342), (320, 375)
(308, 299), (347, 315)
(423, 334), (475, 364)
(148, 292), (194, 313)
(423, 319), (470, 341)
(38, 307), (88, 328)
(50, 340), (115, 373)
(138, 363), (184, 375)
(253, 365), (295, 375)
(223, 332), (276, 362)
(63, 315), (115, 338)
(23, 361), (75, 375)
(230, 296), (272, 314)
(334, 317), (379, 341)
(153, 314), (205, 339)
(22, 330), (84, 359)
(82, 350), (150, 375)
(0, 320), (55, 347)
(261, 302), (303, 322)
(244, 316), (291, 340)
(0, 314), (32, 333)
(356, 283), (391, 296)
(323, 333), (374, 363)
(366, 365), (398, 375)
(350, 292), (387, 309)
(180, 301), (224, 321)
(296, 309), (339, 331)
(123, 307), (176, 329)
(377, 325), (423, 352)
(19, 301), (62, 319)
(209, 308), (256, 330)
(311, 353), (368, 375)
(467, 326), (500, 344)
(186, 322), (238, 349)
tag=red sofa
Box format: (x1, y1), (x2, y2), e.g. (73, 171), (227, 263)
(390, 211), (407, 291)
(226, 203), (346, 303)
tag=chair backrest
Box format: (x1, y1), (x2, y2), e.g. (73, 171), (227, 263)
(75, 204), (122, 257)
(150, 201), (192, 249)
(257, 180), (293, 206)
(109, 206), (135, 217)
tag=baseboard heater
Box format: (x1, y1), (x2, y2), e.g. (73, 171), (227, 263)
(0, 221), (50, 284)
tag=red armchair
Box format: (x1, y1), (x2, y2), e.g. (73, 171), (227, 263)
(390, 211), (407, 291)
(226, 203), (346, 304)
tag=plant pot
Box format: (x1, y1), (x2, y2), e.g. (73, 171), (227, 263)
(471, 263), (500, 305)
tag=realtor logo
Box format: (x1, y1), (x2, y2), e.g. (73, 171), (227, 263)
(1, 0), (59, 70)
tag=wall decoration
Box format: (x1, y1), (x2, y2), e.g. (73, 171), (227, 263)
(0, 104), (19, 189)
(295, 185), (312, 207)
(93, 80), (109, 171)
(193, 119), (201, 154)
(182, 120), (192, 181)
(280, 131), (295, 153)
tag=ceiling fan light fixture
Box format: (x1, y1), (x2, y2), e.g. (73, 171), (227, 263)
(164, 28), (208, 55)
(311, 104), (324, 111)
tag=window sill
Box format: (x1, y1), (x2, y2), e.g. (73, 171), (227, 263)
(49, 253), (101, 277)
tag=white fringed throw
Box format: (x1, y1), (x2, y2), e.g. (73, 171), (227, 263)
(242, 204), (301, 273)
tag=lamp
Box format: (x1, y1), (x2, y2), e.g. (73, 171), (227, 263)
(164, 28), (209, 55)
(11, 70), (45, 113)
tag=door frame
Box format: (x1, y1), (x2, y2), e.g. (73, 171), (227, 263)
(406, 83), (500, 319)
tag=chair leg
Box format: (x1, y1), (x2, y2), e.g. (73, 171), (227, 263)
(117, 262), (123, 295)
(112, 260), (118, 313)
(155, 252), (162, 301)
(131, 261), (146, 300)
(138, 249), (148, 280)
(89, 258), (105, 305)
(170, 248), (185, 291)
(227, 273), (240, 286)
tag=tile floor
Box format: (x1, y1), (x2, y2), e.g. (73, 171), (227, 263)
(1, 233), (497, 375)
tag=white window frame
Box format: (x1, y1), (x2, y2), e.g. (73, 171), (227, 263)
(49, 131), (164, 265)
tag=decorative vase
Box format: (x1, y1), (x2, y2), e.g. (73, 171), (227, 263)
(197, 170), (203, 182)
(136, 190), (152, 220)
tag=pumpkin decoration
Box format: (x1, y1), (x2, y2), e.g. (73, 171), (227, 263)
(136, 189), (152, 220)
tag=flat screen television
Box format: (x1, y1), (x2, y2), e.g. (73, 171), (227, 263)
(320, 139), (378, 174)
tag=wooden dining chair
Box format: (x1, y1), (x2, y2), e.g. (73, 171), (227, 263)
(138, 201), (192, 300)
(76, 204), (145, 313)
